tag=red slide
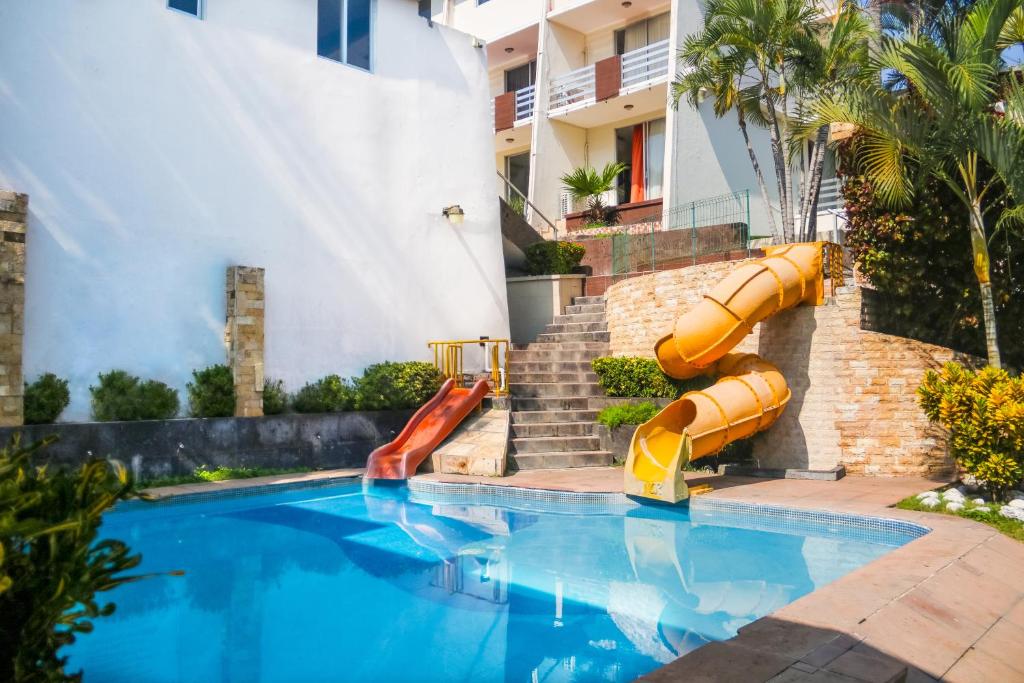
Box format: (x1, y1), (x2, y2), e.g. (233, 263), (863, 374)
(365, 378), (490, 480)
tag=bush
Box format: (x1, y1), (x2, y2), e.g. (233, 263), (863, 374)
(591, 357), (707, 398)
(524, 241), (586, 276)
(90, 370), (179, 422)
(0, 437), (149, 681)
(291, 375), (354, 413)
(23, 373), (70, 425)
(262, 378), (287, 415)
(597, 402), (661, 429)
(918, 362), (1024, 501)
(354, 361), (444, 411)
(186, 364), (235, 418)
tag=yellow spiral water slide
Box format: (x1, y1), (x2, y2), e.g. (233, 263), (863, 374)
(624, 242), (827, 503)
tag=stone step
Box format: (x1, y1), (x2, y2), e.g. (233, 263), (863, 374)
(564, 303), (605, 315)
(508, 451), (615, 470)
(508, 360), (595, 374)
(510, 348), (607, 362)
(535, 331), (611, 343)
(514, 341), (609, 352)
(573, 296), (605, 305)
(542, 322), (608, 334)
(553, 313), (606, 324)
(508, 382), (604, 398)
(511, 409), (600, 424)
(505, 371), (599, 384)
(510, 422), (596, 438)
(510, 435), (602, 453)
(511, 396), (591, 411)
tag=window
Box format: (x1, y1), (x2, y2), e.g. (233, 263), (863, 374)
(504, 61), (536, 94)
(615, 13), (670, 54)
(615, 118), (666, 204)
(505, 152), (530, 203)
(168, 0), (203, 18)
(318, 0), (373, 71)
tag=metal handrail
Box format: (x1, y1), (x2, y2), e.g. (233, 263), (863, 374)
(428, 338), (511, 397)
(620, 39), (670, 89)
(549, 64), (596, 111)
(496, 170), (559, 240)
(515, 85), (535, 121)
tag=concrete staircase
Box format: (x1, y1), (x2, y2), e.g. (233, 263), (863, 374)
(506, 295), (614, 470)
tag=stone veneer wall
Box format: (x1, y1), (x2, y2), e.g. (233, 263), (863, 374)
(226, 266), (265, 417)
(605, 262), (969, 477)
(0, 192), (26, 427)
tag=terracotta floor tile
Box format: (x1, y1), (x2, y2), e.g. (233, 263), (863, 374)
(943, 648), (1024, 683)
(973, 617), (1024, 675)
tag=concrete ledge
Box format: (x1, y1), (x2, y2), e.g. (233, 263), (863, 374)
(1, 410), (414, 480)
(718, 464), (847, 481)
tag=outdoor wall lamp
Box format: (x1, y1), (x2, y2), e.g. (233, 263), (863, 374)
(442, 205), (465, 225)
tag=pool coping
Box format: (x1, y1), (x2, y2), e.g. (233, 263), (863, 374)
(137, 469), (1024, 682)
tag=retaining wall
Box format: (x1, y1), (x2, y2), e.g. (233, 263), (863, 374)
(604, 263), (969, 477)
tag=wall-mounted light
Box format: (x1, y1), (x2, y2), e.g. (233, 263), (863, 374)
(505, 137), (515, 143)
(505, 46), (515, 54)
(622, 1), (633, 7)
(624, 103), (635, 110)
(442, 205), (465, 225)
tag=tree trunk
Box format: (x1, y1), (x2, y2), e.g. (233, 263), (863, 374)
(800, 126), (829, 241)
(737, 110), (781, 243)
(969, 202), (1001, 368)
(765, 99), (793, 242)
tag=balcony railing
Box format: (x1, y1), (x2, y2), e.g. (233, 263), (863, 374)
(515, 85), (535, 121)
(817, 176), (844, 212)
(493, 85), (536, 131)
(548, 40), (671, 114)
(620, 39), (670, 90)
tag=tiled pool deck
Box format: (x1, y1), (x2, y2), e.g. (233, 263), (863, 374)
(147, 469), (1024, 682)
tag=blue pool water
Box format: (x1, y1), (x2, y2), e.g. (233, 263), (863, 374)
(67, 482), (919, 683)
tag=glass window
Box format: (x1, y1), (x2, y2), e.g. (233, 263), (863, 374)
(168, 0), (202, 18)
(318, 0), (374, 71)
(504, 61), (536, 93)
(615, 117), (666, 203)
(615, 12), (671, 54)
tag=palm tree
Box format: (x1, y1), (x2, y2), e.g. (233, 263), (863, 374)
(799, 0), (1024, 367)
(560, 162), (628, 226)
(673, 0), (869, 243)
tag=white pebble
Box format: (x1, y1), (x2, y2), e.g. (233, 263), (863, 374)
(946, 502), (964, 513)
(916, 491), (940, 500)
(972, 498), (986, 505)
(1009, 499), (1024, 510)
(999, 506), (1024, 521)
(969, 506), (991, 514)
(922, 498), (941, 508)
(942, 489), (965, 501)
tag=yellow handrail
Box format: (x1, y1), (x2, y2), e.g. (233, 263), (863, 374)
(427, 338), (511, 396)
(826, 241), (844, 296)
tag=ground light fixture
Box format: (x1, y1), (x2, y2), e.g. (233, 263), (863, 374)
(442, 205), (465, 224)
(622, 1), (633, 6)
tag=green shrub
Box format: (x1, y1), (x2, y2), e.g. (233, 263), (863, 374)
(918, 362), (1024, 501)
(90, 370), (179, 422)
(354, 361), (444, 411)
(186, 364), (235, 418)
(291, 374), (354, 413)
(524, 241), (586, 276)
(262, 379), (287, 415)
(23, 373), (70, 425)
(591, 357), (706, 398)
(597, 402), (661, 429)
(0, 437), (151, 681)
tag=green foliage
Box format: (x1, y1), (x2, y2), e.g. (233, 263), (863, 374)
(186, 365), (235, 418)
(262, 379), (287, 415)
(23, 373), (70, 425)
(896, 493), (1024, 543)
(0, 437), (149, 681)
(89, 370), (179, 422)
(840, 168), (1024, 367)
(524, 241), (586, 276)
(597, 402), (661, 429)
(918, 362), (1024, 500)
(291, 374), (354, 413)
(560, 162), (626, 225)
(591, 357), (710, 398)
(354, 361), (444, 411)
(507, 193), (526, 217)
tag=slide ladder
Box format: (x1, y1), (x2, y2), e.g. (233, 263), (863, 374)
(624, 243), (829, 503)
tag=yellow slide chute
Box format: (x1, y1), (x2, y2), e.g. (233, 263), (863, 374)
(624, 243), (828, 503)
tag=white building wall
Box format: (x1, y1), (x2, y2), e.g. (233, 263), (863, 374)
(0, 0), (510, 420)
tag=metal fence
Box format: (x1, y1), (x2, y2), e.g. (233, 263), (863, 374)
(608, 191), (751, 278)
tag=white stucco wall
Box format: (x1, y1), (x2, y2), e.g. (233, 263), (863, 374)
(0, 0), (510, 420)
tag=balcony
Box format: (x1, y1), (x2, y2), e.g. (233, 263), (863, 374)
(547, 39), (671, 127)
(493, 86), (536, 152)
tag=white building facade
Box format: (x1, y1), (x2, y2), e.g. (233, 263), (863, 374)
(0, 0), (510, 419)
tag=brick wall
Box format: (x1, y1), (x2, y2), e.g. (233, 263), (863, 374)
(226, 266), (265, 418)
(0, 192), (26, 426)
(605, 262), (967, 477)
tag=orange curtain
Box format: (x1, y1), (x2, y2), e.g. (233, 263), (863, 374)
(630, 124), (645, 203)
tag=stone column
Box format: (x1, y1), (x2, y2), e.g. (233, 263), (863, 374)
(225, 266), (265, 417)
(0, 192), (26, 427)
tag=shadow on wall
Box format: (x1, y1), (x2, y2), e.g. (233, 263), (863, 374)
(754, 306), (817, 470)
(646, 615), (934, 682)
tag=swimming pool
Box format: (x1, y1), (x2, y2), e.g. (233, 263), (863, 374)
(67, 480), (924, 683)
